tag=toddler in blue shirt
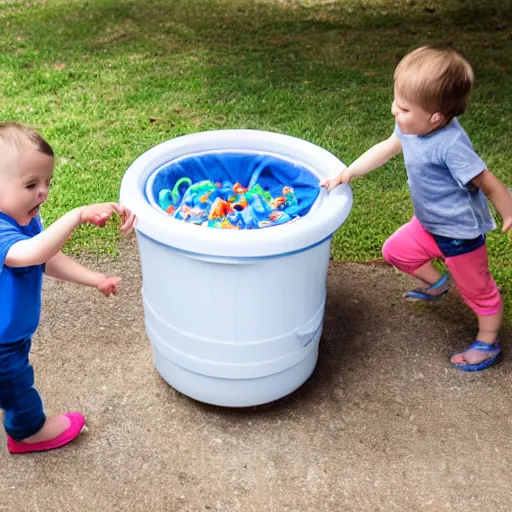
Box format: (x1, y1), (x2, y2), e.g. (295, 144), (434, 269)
(0, 122), (135, 454)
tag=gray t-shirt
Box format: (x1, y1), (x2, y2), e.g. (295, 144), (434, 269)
(395, 118), (495, 239)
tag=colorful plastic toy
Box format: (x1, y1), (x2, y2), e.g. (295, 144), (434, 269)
(158, 178), (305, 230)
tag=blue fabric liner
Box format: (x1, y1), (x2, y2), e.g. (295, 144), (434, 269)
(150, 151), (320, 229)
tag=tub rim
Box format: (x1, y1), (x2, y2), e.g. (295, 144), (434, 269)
(119, 129), (352, 258)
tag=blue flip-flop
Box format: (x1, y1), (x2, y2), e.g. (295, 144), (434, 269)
(450, 340), (502, 372)
(405, 273), (450, 301)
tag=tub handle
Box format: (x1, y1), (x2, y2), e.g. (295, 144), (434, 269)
(296, 323), (322, 347)
(295, 299), (325, 347)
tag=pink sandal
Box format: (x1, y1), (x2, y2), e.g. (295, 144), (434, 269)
(7, 412), (86, 454)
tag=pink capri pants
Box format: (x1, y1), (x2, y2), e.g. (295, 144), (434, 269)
(382, 217), (502, 316)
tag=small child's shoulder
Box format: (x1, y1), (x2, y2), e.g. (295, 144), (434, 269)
(446, 119), (477, 149)
(0, 213), (16, 231)
(443, 117), (464, 137)
(434, 119), (470, 152)
(0, 213), (41, 237)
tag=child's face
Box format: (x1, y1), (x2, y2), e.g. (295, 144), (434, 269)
(391, 90), (442, 135)
(0, 144), (54, 226)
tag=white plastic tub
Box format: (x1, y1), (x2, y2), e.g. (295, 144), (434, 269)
(120, 130), (352, 406)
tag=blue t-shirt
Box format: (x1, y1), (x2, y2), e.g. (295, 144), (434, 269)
(0, 212), (44, 343)
(395, 118), (496, 239)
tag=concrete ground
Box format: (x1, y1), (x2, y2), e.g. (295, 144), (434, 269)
(1, 238), (511, 512)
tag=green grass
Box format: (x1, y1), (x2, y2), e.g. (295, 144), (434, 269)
(1, 0), (511, 310)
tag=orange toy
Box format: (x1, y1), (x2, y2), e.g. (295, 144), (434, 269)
(208, 198), (233, 220)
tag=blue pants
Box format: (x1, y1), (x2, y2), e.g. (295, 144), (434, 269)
(0, 338), (46, 441)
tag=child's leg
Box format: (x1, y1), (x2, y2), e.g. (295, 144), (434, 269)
(382, 217), (445, 286)
(0, 339), (46, 441)
(444, 245), (503, 365)
(0, 338), (72, 444)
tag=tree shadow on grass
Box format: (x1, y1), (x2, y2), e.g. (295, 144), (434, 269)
(5, 0), (512, 98)
(1, 0), (508, 160)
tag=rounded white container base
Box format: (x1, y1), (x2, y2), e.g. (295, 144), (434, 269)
(137, 231), (329, 407)
(151, 337), (320, 407)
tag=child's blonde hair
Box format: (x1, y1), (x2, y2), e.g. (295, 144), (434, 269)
(0, 122), (54, 157)
(393, 46), (474, 121)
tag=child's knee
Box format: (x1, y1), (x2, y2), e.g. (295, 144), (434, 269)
(382, 237), (398, 266)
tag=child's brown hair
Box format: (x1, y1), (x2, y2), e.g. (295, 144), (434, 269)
(0, 122), (54, 157)
(394, 46), (474, 121)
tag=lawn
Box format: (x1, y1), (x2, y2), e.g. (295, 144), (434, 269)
(1, 0), (511, 306)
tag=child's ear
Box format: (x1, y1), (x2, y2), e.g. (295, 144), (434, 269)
(430, 112), (444, 125)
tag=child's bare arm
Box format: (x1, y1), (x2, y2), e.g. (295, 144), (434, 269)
(5, 203), (134, 268)
(471, 169), (512, 233)
(322, 133), (402, 192)
(6, 208), (82, 267)
(45, 251), (120, 296)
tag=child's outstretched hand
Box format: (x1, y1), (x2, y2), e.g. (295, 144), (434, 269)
(96, 275), (121, 296)
(80, 203), (121, 227)
(80, 203), (136, 232)
(118, 205), (136, 233)
(321, 169), (352, 192)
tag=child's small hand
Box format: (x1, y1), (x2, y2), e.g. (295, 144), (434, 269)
(118, 206), (136, 233)
(79, 203), (136, 232)
(320, 169), (352, 192)
(502, 217), (512, 235)
(96, 275), (121, 296)
(320, 177), (338, 192)
(80, 203), (121, 227)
